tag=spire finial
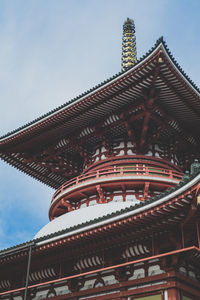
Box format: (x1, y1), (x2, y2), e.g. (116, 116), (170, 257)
(121, 18), (137, 71)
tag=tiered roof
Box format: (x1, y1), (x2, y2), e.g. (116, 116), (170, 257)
(0, 166), (199, 259)
(0, 38), (200, 188)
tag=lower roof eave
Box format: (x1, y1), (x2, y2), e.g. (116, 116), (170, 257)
(0, 171), (199, 260)
(35, 172), (200, 247)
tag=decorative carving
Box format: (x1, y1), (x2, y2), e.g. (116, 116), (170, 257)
(114, 266), (129, 282)
(46, 284), (56, 298)
(67, 278), (84, 293)
(93, 275), (105, 288)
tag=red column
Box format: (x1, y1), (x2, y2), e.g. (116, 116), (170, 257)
(168, 288), (180, 300)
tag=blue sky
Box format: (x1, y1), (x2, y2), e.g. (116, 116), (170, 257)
(0, 0), (199, 250)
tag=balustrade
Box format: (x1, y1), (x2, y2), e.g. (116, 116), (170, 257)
(51, 165), (183, 204)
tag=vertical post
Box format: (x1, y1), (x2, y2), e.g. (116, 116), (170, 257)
(152, 233), (155, 255)
(59, 261), (62, 278)
(181, 224), (185, 248)
(168, 288), (180, 299)
(24, 245), (32, 300)
(102, 249), (105, 268)
(146, 166), (149, 175)
(196, 222), (200, 249)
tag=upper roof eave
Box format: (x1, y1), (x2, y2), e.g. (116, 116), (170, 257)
(0, 37), (199, 146)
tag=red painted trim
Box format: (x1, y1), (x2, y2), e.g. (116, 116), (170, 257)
(36, 271), (200, 300)
(197, 221), (200, 249)
(83, 155), (183, 174)
(50, 285), (166, 300)
(1, 246), (199, 296)
(34, 185), (197, 253)
(176, 282), (200, 298)
(181, 224), (185, 248)
(50, 160), (182, 218)
(167, 288), (180, 300)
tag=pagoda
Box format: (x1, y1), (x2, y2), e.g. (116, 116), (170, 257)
(0, 18), (200, 300)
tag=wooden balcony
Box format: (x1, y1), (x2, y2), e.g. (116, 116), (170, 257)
(49, 165), (183, 219)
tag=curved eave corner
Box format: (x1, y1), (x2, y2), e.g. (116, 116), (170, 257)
(0, 152), (59, 189)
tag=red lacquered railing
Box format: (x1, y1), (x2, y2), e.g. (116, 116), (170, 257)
(51, 165), (183, 204)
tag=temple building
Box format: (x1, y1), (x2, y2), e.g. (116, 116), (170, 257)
(0, 18), (200, 300)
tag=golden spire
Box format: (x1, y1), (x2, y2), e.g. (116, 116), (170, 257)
(121, 18), (137, 71)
